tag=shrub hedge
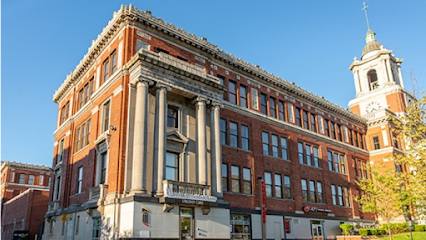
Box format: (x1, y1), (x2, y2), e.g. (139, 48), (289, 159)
(415, 225), (426, 232)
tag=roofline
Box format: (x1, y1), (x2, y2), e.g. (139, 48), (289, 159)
(53, 4), (367, 125)
(1, 161), (52, 172)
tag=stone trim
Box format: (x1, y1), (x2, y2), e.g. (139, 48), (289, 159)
(1, 161), (51, 172)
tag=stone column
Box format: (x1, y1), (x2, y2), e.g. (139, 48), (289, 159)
(130, 77), (152, 195)
(194, 97), (209, 185)
(155, 84), (170, 196)
(211, 101), (223, 198)
(397, 63), (404, 88)
(386, 59), (393, 82)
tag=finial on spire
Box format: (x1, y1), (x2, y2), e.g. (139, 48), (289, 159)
(362, 1), (371, 30)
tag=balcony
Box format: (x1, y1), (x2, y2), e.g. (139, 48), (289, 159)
(163, 180), (217, 202)
(89, 184), (108, 203)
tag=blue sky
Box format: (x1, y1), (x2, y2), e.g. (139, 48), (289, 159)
(2, 0), (426, 166)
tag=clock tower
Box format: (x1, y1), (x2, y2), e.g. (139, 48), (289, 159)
(348, 29), (416, 166)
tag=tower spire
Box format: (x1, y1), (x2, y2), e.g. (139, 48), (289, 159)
(362, 1), (370, 30)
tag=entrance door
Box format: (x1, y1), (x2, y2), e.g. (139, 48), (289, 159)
(180, 208), (193, 240)
(312, 224), (324, 240)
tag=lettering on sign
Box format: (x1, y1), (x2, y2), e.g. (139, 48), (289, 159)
(303, 205), (331, 213)
(182, 199), (204, 205)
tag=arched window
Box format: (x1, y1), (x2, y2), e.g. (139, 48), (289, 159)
(367, 70), (379, 90)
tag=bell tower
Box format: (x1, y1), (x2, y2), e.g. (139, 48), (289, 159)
(348, 3), (416, 166)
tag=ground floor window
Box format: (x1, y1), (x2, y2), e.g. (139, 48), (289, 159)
(92, 217), (101, 239)
(230, 214), (251, 240)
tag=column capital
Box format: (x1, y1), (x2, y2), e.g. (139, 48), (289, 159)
(192, 96), (210, 105)
(130, 76), (154, 86)
(155, 82), (172, 92)
(210, 100), (224, 109)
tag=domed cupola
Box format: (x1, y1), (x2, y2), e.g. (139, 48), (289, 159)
(361, 29), (382, 59)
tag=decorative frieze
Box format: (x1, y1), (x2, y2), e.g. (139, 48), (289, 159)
(136, 30), (151, 40)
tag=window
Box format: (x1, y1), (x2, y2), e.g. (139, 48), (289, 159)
(229, 81), (237, 104)
(229, 122), (238, 148)
(354, 159), (359, 177)
(75, 127), (81, 152)
(78, 88), (84, 110)
(76, 167), (83, 194)
(57, 139), (64, 164)
(230, 214), (251, 240)
(295, 107), (302, 127)
(360, 134), (365, 149)
(9, 171), (15, 182)
(269, 97), (276, 118)
(156, 48), (169, 54)
(60, 101), (70, 125)
(281, 137), (288, 160)
(111, 50), (117, 75)
(142, 207), (149, 226)
(274, 174), (282, 198)
(324, 119), (330, 137)
(309, 180), (316, 202)
(271, 135), (279, 158)
(310, 114), (317, 132)
(317, 182), (323, 203)
(262, 131), (270, 155)
(336, 124), (342, 141)
(28, 175), (34, 185)
(243, 168), (251, 194)
(76, 216), (80, 235)
(165, 152), (179, 181)
(343, 187), (351, 207)
(264, 172), (272, 197)
(284, 176), (291, 199)
(373, 136), (380, 150)
(54, 175), (61, 200)
(331, 185), (337, 205)
(330, 122), (336, 139)
(218, 75), (226, 100)
(328, 150), (346, 174)
(338, 186), (344, 206)
(231, 166), (240, 193)
(103, 58), (110, 84)
(92, 217), (101, 239)
(220, 118), (227, 145)
(80, 123), (86, 150)
(39, 175), (44, 185)
(167, 106), (178, 128)
(102, 101), (110, 133)
(303, 111), (309, 130)
(100, 152), (107, 184)
(19, 174), (25, 184)
(301, 179), (308, 202)
(354, 131), (359, 147)
(348, 129), (353, 145)
(298, 142), (320, 167)
(367, 69), (379, 90)
(86, 120), (91, 146)
(221, 164), (228, 192)
(241, 125), (249, 150)
(260, 94), (267, 114)
(239, 85), (248, 108)
(278, 101), (285, 121)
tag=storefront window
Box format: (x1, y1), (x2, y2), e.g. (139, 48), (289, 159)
(230, 214), (251, 240)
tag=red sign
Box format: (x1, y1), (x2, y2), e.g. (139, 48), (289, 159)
(261, 180), (267, 223)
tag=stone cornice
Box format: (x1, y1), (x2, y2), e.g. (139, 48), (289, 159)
(1, 161), (52, 172)
(52, 5), (366, 126)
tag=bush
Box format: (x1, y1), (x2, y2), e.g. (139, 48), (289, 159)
(369, 229), (378, 235)
(379, 229), (387, 235)
(340, 224), (354, 235)
(415, 225), (426, 232)
(359, 229), (369, 237)
(381, 223), (409, 234)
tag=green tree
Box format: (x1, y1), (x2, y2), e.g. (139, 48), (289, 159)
(388, 94), (426, 221)
(355, 164), (405, 240)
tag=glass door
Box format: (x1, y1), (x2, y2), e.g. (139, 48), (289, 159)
(180, 208), (193, 240)
(311, 224), (323, 240)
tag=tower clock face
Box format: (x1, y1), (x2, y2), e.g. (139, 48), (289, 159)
(366, 101), (382, 113)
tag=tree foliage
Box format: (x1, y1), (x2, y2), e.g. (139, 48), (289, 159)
(388, 94), (426, 219)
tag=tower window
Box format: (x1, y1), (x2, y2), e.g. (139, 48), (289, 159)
(373, 136), (381, 150)
(367, 69), (379, 90)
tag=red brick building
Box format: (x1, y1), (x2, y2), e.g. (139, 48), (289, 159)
(1, 161), (52, 240)
(2, 189), (50, 240)
(43, 5), (413, 240)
